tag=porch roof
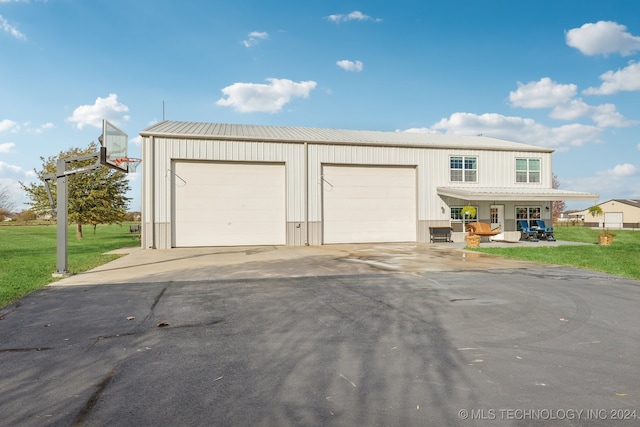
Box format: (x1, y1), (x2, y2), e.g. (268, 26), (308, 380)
(436, 186), (599, 202)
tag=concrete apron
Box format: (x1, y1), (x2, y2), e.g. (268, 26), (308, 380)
(50, 241), (577, 287)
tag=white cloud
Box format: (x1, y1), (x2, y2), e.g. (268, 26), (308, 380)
(0, 142), (15, 153)
(0, 161), (33, 178)
(0, 119), (18, 132)
(583, 62), (640, 95)
(22, 122), (55, 134)
(0, 15), (27, 40)
(432, 112), (545, 140)
(243, 31), (268, 48)
(0, 178), (24, 211)
(562, 171), (640, 203)
(216, 78), (317, 113)
(326, 11), (382, 24)
(577, 163), (640, 201)
(595, 163), (638, 178)
(550, 123), (604, 147)
(509, 78), (577, 108)
(66, 94), (130, 130)
(589, 103), (637, 128)
(33, 122), (54, 134)
(550, 100), (636, 128)
(129, 135), (143, 147)
(548, 99), (591, 121)
(399, 127), (440, 134)
(508, 78), (636, 127)
(0, 163), (36, 211)
(430, 112), (602, 148)
(566, 21), (640, 56)
(336, 60), (363, 72)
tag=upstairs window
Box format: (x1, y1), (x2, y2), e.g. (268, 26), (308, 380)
(450, 156), (477, 182)
(516, 158), (540, 183)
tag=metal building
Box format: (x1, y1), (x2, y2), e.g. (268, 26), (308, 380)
(139, 121), (598, 249)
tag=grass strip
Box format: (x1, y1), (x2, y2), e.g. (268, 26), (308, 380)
(0, 223), (139, 307)
(474, 226), (640, 280)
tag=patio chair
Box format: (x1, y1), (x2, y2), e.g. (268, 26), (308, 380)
(517, 220), (539, 241)
(535, 219), (556, 241)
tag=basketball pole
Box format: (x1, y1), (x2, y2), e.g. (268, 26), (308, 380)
(45, 120), (129, 277)
(46, 151), (103, 277)
(55, 157), (68, 277)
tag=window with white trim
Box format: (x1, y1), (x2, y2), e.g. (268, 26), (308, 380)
(516, 158), (540, 183)
(516, 206), (541, 228)
(450, 156), (477, 182)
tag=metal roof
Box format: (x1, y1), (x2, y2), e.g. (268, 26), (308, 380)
(612, 199), (640, 208)
(140, 121), (553, 153)
(437, 186), (599, 201)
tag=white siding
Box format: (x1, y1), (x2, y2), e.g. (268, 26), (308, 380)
(143, 137), (305, 248)
(141, 129), (556, 248)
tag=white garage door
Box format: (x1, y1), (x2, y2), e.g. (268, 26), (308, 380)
(604, 212), (623, 229)
(173, 162), (286, 247)
(322, 166), (417, 244)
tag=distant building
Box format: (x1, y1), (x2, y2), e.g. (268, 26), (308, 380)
(571, 199), (640, 229)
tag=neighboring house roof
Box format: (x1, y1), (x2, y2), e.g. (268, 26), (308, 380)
(610, 199), (640, 208)
(437, 187), (599, 201)
(140, 121), (553, 153)
(570, 199), (640, 217)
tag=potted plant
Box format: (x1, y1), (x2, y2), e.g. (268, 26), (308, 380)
(461, 205), (480, 247)
(598, 229), (615, 245)
(588, 205), (614, 245)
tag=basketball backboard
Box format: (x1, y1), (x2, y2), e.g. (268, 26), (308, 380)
(99, 120), (128, 172)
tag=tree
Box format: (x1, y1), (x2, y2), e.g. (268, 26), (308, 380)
(20, 142), (131, 239)
(551, 174), (566, 220)
(16, 209), (37, 223)
(0, 184), (16, 221)
(0, 183), (15, 211)
(588, 205), (603, 218)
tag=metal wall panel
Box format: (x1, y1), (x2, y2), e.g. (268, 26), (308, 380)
(148, 137), (304, 249)
(142, 133), (554, 248)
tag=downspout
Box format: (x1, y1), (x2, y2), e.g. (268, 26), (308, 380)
(304, 141), (309, 246)
(150, 136), (156, 248)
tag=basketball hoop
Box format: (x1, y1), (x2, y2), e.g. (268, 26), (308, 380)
(114, 157), (142, 173)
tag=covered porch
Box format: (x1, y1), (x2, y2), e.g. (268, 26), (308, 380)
(435, 186), (599, 243)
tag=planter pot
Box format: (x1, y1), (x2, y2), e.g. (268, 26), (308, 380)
(465, 235), (481, 248)
(598, 235), (614, 245)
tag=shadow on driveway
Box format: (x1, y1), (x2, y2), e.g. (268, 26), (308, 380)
(1, 243), (639, 426)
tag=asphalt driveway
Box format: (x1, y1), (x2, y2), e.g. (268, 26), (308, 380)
(1, 243), (639, 426)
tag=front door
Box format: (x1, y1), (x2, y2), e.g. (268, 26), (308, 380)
(490, 205), (504, 232)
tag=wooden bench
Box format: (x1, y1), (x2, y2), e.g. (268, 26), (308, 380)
(429, 226), (453, 243)
(465, 222), (501, 237)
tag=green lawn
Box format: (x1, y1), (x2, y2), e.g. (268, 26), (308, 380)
(474, 226), (640, 281)
(0, 223), (140, 308)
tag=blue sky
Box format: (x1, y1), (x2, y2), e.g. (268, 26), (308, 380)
(1, 0), (639, 212)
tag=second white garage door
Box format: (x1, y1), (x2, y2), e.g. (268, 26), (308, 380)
(322, 165), (417, 244)
(604, 212), (623, 229)
(173, 161), (286, 247)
